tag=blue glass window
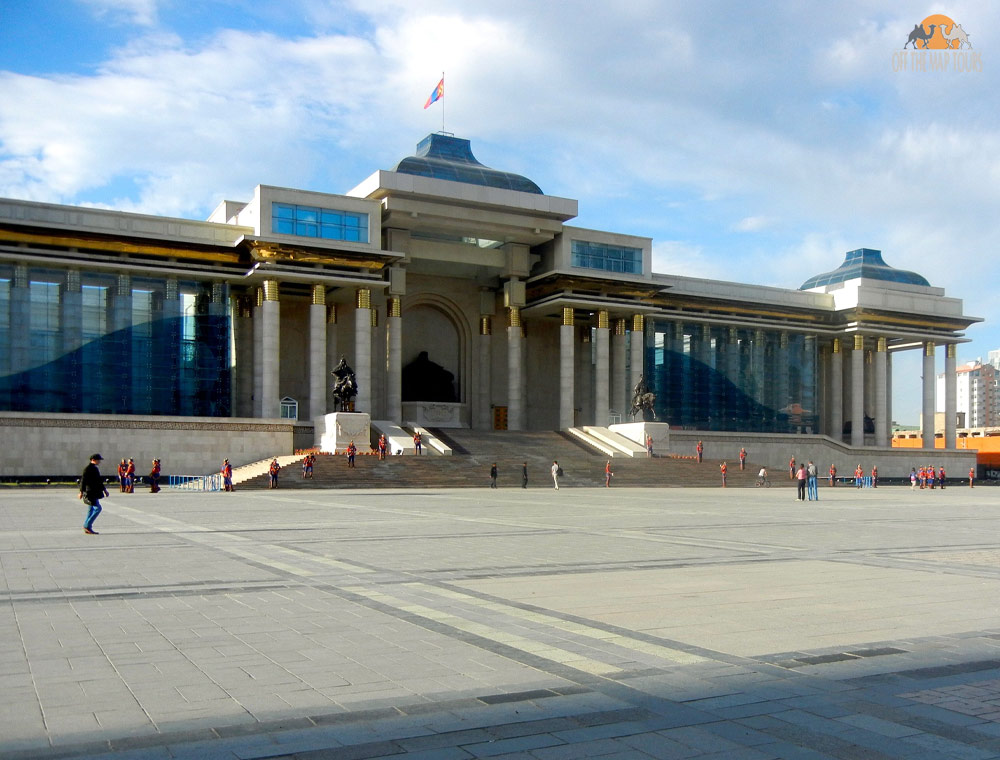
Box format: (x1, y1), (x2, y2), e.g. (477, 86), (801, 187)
(571, 240), (642, 274)
(272, 203), (369, 243)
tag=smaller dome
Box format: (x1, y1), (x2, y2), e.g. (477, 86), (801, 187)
(800, 248), (930, 290)
(393, 133), (543, 194)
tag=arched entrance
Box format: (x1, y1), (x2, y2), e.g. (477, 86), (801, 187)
(400, 297), (470, 427)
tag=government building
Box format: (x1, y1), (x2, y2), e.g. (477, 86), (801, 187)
(0, 133), (981, 476)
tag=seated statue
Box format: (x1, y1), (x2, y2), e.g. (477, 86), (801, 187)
(402, 351), (457, 402)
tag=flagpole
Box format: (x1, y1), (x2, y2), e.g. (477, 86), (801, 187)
(441, 71), (445, 133)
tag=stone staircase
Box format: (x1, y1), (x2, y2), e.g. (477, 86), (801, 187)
(238, 430), (784, 490)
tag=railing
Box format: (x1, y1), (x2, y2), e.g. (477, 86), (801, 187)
(167, 474), (223, 491)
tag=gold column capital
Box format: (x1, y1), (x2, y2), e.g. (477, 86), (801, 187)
(853, 334), (864, 351)
(614, 318), (627, 336)
(388, 297), (401, 318)
(562, 307), (574, 327)
(925, 341), (936, 357)
(947, 343), (956, 359)
(255, 286), (264, 308)
(480, 316), (492, 336)
(311, 284), (326, 306)
(597, 310), (609, 330)
(832, 337), (841, 354)
(508, 306), (521, 328)
(371, 308), (378, 327)
(262, 279), (279, 302)
(356, 287), (371, 309)
(877, 336), (887, 352)
(632, 314), (644, 332)
(327, 303), (337, 324)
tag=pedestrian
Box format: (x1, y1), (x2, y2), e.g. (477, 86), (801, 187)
(918, 465), (926, 489)
(929, 464), (936, 489)
(829, 463), (837, 486)
(720, 461), (727, 487)
(807, 460), (818, 501)
(222, 458), (234, 492)
(551, 460), (560, 490)
(739, 447), (747, 471)
(413, 431), (422, 455)
(605, 460), (613, 487)
(969, 467), (975, 487)
(938, 466), (946, 489)
(796, 463), (807, 501)
(125, 457), (136, 493)
(522, 462), (528, 489)
(789, 456), (796, 480)
(646, 435), (653, 458)
(347, 441), (357, 468)
(696, 440), (703, 463)
(305, 454), (314, 479)
(757, 466), (768, 486)
(910, 467), (917, 490)
(490, 462), (498, 488)
(854, 464), (863, 488)
(378, 434), (387, 460)
(871, 465), (878, 489)
(149, 458), (161, 493)
(117, 458), (127, 492)
(268, 458), (280, 488)
(80, 453), (109, 535)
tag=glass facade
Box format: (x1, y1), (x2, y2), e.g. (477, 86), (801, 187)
(572, 240), (642, 274)
(0, 265), (231, 416)
(648, 320), (817, 433)
(272, 203), (369, 243)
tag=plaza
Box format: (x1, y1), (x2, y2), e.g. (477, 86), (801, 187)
(3, 484), (1000, 759)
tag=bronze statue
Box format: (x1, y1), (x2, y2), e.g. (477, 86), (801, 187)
(630, 374), (656, 421)
(331, 357), (358, 412)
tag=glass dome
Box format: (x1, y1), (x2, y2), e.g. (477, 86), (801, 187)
(393, 134), (543, 194)
(800, 248), (930, 289)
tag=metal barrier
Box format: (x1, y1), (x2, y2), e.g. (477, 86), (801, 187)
(168, 474), (222, 492)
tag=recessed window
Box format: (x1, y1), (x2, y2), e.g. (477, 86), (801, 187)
(272, 203), (368, 243)
(280, 396), (298, 420)
(571, 240), (642, 274)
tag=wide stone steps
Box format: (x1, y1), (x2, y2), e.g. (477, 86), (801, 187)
(239, 431), (784, 490)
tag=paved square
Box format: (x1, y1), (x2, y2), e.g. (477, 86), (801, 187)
(3, 484), (1000, 758)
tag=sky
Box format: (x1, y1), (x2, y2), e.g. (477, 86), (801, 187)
(0, 0), (997, 425)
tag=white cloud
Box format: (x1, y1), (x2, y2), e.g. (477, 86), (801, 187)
(80, 0), (159, 26)
(735, 216), (774, 232)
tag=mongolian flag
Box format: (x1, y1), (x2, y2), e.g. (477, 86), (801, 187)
(424, 77), (444, 109)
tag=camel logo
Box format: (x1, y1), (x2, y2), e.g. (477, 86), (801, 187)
(904, 14), (972, 49)
(893, 14), (981, 72)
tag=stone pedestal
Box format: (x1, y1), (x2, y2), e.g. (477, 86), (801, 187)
(609, 421), (670, 454)
(316, 412), (370, 453)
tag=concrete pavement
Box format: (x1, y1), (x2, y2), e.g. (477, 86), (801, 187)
(2, 483), (1000, 758)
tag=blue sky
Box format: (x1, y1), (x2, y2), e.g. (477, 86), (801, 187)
(1, 0), (997, 424)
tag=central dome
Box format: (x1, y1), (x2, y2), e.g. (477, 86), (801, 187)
(393, 134), (543, 194)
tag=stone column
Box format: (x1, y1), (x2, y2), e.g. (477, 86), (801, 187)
(577, 328), (592, 426)
(354, 288), (372, 414)
(478, 316), (492, 430)
(851, 335), (865, 447)
(886, 351), (893, 438)
(309, 285), (328, 420)
(830, 338), (843, 441)
(260, 279), (280, 418)
(611, 318), (627, 419)
(386, 297), (402, 422)
(253, 287), (263, 417)
(630, 315), (645, 409)
(777, 332), (790, 427)
(162, 278), (182, 415)
(370, 307), (382, 419)
(874, 337), (888, 448)
(506, 307), (522, 430)
(326, 304), (338, 412)
(594, 310), (610, 426)
(945, 343), (957, 449)
(922, 341), (936, 449)
(560, 307), (575, 430)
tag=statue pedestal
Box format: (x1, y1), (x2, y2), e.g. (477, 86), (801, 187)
(609, 422), (670, 454)
(316, 412), (371, 453)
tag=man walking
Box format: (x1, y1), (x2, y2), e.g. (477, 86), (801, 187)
(80, 453), (109, 535)
(522, 462), (528, 489)
(551, 460), (560, 489)
(796, 463), (807, 501)
(490, 462), (498, 488)
(739, 447), (747, 471)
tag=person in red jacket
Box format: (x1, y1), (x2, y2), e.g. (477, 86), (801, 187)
(696, 440), (703, 463)
(124, 458), (136, 493)
(118, 459), (127, 492)
(738, 448), (747, 471)
(720, 461), (728, 488)
(969, 467), (975, 487)
(149, 459), (161, 493)
(221, 459), (234, 492)
(829, 464), (837, 486)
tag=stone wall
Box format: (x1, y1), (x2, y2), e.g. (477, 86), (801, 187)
(0, 413), (297, 477)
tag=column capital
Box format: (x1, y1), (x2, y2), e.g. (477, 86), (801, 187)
(780, 331), (788, 348)
(632, 314), (644, 332)
(924, 341), (936, 356)
(832, 337), (841, 354)
(311, 284), (326, 305)
(355, 287), (371, 309)
(480, 315), (492, 335)
(597, 310), (609, 330)
(877, 336), (887, 352)
(728, 326), (738, 344)
(64, 269), (81, 293)
(614, 318), (627, 336)
(327, 303), (337, 324)
(371, 308), (378, 328)
(562, 307), (574, 327)
(946, 343), (956, 359)
(388, 297), (401, 318)
(853, 334), (864, 351)
(508, 306), (521, 328)
(262, 279), (279, 302)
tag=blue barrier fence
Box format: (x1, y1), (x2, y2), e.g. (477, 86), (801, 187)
(168, 474), (222, 492)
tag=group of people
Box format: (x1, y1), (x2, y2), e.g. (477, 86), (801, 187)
(116, 457), (161, 494)
(487, 461), (562, 489)
(793, 460), (821, 501)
